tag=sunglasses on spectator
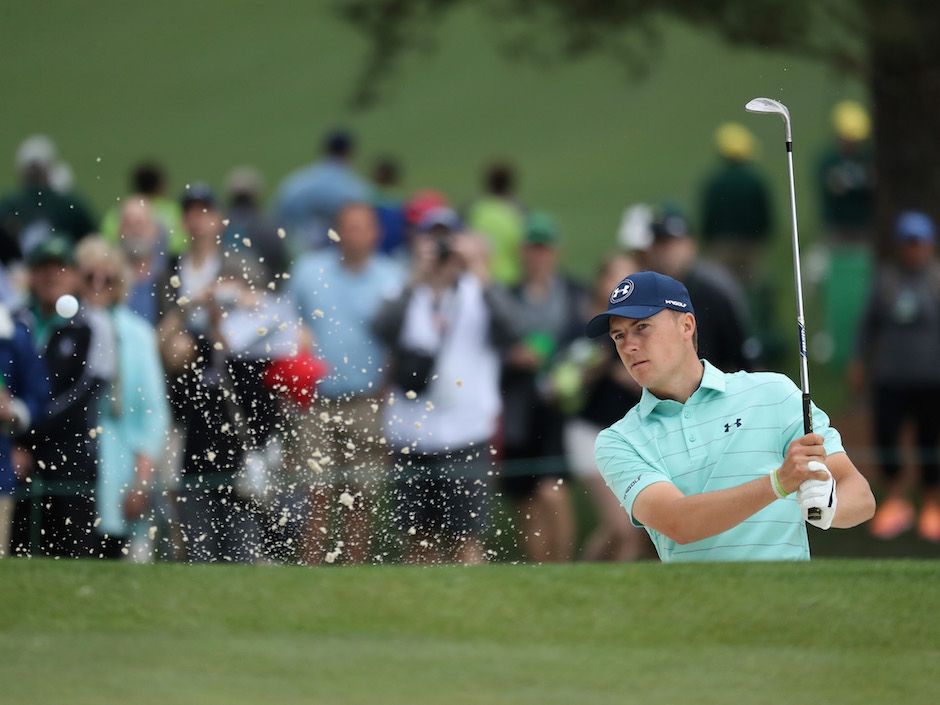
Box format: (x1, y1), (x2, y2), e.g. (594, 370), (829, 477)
(82, 270), (117, 288)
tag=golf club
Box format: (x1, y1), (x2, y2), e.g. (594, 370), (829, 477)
(746, 97), (829, 520)
(745, 97), (811, 435)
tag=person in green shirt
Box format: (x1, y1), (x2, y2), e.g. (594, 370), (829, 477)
(817, 101), (875, 245)
(465, 162), (525, 285)
(99, 161), (187, 256)
(590, 271), (875, 561)
(0, 135), (96, 264)
(700, 123), (773, 288)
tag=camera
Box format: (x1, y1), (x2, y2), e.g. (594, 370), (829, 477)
(436, 234), (454, 263)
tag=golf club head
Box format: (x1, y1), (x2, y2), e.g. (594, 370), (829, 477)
(745, 97), (792, 142)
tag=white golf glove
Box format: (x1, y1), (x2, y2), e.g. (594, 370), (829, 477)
(798, 460), (837, 530)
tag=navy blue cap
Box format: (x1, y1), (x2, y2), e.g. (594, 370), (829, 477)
(895, 210), (935, 243)
(586, 271), (695, 338)
(417, 206), (461, 234)
(180, 182), (217, 210)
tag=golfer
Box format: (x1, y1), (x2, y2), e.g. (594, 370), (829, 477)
(591, 271), (875, 561)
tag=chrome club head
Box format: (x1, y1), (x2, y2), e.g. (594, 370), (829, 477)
(746, 97), (792, 142)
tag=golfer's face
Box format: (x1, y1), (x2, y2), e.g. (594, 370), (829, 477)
(609, 310), (685, 387)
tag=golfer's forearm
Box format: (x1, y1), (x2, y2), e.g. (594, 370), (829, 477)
(832, 475), (877, 528)
(664, 476), (776, 544)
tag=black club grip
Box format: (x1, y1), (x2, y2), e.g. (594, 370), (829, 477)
(802, 393), (813, 435)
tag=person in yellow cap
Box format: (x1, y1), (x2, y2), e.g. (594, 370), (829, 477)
(813, 100), (876, 371)
(819, 100), (875, 245)
(699, 122), (773, 288)
(699, 123), (776, 365)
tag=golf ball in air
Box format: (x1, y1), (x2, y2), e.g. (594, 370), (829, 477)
(55, 294), (79, 319)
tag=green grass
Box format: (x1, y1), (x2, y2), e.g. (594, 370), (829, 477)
(1, 559), (937, 704)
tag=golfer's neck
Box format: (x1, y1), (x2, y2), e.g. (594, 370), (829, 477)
(648, 357), (705, 404)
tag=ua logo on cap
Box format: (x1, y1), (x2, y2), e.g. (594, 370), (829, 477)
(610, 278), (634, 304)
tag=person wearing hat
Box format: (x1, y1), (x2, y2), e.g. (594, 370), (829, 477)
(645, 204), (755, 373)
(157, 184), (258, 562)
(499, 211), (584, 562)
(699, 122), (773, 287)
(813, 101), (877, 372)
(24, 236), (80, 347)
(850, 211), (940, 541)
(818, 101), (875, 246)
(10, 235), (112, 557)
(0, 296), (48, 558)
(590, 271), (875, 562)
(221, 166), (289, 282)
(373, 209), (517, 564)
(0, 135), (96, 266)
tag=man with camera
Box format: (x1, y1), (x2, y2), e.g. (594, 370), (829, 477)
(374, 208), (517, 564)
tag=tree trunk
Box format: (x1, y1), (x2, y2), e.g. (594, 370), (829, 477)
(867, 1), (940, 257)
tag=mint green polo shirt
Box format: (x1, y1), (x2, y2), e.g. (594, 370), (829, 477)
(594, 360), (845, 562)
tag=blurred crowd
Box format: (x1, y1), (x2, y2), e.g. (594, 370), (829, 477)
(0, 99), (937, 565)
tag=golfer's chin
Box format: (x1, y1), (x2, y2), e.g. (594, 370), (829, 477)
(627, 360), (651, 385)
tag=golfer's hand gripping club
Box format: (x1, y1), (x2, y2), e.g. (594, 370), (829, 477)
(798, 461), (837, 530)
(771, 434), (836, 528)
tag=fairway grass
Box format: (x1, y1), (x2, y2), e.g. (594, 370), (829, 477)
(0, 560), (936, 704)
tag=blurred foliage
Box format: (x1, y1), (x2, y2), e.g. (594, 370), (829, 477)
(339, 0), (867, 107)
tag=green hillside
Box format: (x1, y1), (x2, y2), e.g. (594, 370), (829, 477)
(0, 560), (936, 704)
(0, 2), (863, 280)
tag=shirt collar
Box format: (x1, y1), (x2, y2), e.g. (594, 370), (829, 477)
(636, 360), (727, 418)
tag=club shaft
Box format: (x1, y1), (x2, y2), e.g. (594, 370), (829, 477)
(785, 140), (813, 434)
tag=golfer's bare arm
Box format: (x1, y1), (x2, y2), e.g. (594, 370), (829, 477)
(632, 478), (780, 545)
(825, 452), (876, 528)
(633, 438), (874, 544)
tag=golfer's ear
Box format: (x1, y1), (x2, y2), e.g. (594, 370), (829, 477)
(682, 312), (696, 337)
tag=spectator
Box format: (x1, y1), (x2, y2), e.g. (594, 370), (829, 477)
(157, 185), (255, 562)
(851, 211), (940, 542)
(75, 237), (170, 558)
(101, 161), (187, 255)
(0, 135), (97, 265)
(214, 254), (303, 562)
(500, 212), (582, 563)
(814, 101), (876, 370)
(399, 189), (449, 266)
(551, 253), (651, 561)
(0, 300), (48, 557)
(699, 123), (772, 287)
(645, 206), (755, 372)
(222, 166), (289, 282)
(465, 161), (525, 285)
(10, 237), (111, 557)
(116, 199), (170, 325)
(287, 203), (405, 564)
(371, 156), (408, 256)
(616, 203), (655, 263)
(158, 184), (223, 320)
(818, 101), (875, 246)
(374, 210), (517, 564)
(273, 128), (371, 257)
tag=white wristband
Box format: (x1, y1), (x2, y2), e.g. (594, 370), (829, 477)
(770, 468), (789, 499)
